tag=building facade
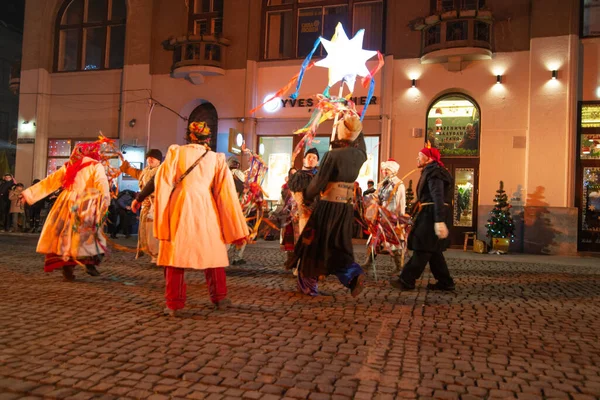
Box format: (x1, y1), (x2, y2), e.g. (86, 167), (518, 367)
(0, 20), (22, 175)
(14, 0), (600, 253)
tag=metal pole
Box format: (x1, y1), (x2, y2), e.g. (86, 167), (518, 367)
(146, 101), (156, 152)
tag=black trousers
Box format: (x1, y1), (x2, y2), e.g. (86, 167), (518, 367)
(0, 198), (10, 230)
(399, 250), (454, 287)
(117, 209), (132, 236)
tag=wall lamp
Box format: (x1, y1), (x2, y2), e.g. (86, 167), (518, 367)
(551, 70), (558, 80)
(496, 75), (502, 84)
(411, 79), (417, 88)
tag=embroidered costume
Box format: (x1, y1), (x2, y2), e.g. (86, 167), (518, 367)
(21, 138), (115, 281)
(291, 111), (367, 297)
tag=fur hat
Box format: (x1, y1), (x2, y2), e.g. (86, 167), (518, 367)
(145, 149), (163, 161)
(304, 147), (319, 160)
(336, 114), (362, 142)
(381, 159), (400, 175)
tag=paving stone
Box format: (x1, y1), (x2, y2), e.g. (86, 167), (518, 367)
(0, 236), (599, 400)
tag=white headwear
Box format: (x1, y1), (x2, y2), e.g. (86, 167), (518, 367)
(381, 159), (400, 175)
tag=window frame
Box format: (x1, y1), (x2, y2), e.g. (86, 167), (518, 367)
(46, 138), (120, 176)
(581, 0), (600, 38)
(53, 0), (127, 73)
(188, 0), (224, 35)
(430, 0), (486, 14)
(261, 0), (385, 61)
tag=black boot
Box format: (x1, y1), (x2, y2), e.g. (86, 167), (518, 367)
(62, 266), (75, 281)
(85, 265), (101, 276)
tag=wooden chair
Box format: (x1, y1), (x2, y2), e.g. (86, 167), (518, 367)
(463, 231), (477, 251)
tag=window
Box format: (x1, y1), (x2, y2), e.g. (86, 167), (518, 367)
(426, 94), (481, 157)
(264, 0), (383, 60)
(189, 0), (223, 35)
(583, 0), (600, 37)
(259, 136), (294, 200)
(54, 0), (126, 72)
(446, 21), (468, 41)
(47, 139), (119, 176)
(430, 0), (485, 13)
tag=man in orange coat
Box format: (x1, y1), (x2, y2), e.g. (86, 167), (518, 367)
(134, 122), (249, 316)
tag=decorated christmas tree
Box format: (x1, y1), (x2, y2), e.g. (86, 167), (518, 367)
(405, 179), (414, 215)
(485, 181), (515, 243)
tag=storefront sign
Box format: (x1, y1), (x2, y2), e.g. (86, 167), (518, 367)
(17, 138), (35, 144)
(281, 96), (377, 108)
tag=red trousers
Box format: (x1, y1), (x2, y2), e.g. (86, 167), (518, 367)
(164, 266), (227, 310)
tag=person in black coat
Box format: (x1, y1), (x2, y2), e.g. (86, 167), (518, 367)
(391, 145), (455, 291)
(291, 111), (367, 298)
(0, 173), (15, 231)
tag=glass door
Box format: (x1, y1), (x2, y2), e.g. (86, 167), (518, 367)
(576, 102), (600, 252)
(443, 159), (479, 246)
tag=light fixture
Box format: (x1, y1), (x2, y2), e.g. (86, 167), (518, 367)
(496, 75), (502, 84)
(551, 70), (558, 80)
(263, 94), (281, 113)
(128, 118), (137, 128)
(411, 79), (417, 88)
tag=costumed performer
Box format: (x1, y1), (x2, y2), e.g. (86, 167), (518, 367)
(291, 110), (367, 297)
(227, 156), (248, 265)
(279, 168), (297, 266)
(118, 149), (163, 263)
(287, 147), (319, 286)
(362, 159), (406, 271)
(20, 138), (113, 281)
(391, 145), (455, 291)
(133, 121), (249, 316)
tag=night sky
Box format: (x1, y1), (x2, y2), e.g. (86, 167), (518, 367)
(1, 0), (25, 32)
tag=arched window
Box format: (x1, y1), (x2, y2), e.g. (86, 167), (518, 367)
(426, 93), (480, 157)
(55, 0), (127, 72)
(189, 102), (218, 150)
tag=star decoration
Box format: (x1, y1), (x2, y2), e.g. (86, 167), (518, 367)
(315, 23), (378, 92)
(590, 205), (596, 211)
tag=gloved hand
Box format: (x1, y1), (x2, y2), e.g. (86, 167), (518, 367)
(434, 222), (449, 239)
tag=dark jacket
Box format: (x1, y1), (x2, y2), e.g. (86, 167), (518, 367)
(408, 162), (453, 252)
(117, 191), (134, 211)
(0, 180), (14, 199)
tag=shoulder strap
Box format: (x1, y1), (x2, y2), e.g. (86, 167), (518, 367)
(173, 147), (209, 189)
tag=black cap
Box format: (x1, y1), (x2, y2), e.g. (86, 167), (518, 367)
(304, 147), (319, 160)
(145, 149), (163, 161)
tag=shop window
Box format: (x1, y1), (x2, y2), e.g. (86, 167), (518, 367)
(55, 0), (126, 72)
(426, 94), (480, 157)
(582, 0), (600, 37)
(304, 135), (379, 189)
(263, 0), (383, 60)
(47, 139), (119, 177)
(580, 104), (600, 160)
(259, 137), (294, 201)
(189, 0), (223, 35)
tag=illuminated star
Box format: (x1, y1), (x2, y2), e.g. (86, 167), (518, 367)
(315, 23), (378, 92)
(590, 205), (596, 211)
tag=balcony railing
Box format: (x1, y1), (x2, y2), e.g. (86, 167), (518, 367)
(411, 9), (493, 65)
(163, 34), (231, 78)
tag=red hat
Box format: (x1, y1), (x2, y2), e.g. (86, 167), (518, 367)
(419, 145), (444, 167)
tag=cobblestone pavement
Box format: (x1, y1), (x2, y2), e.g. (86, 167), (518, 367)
(1, 234), (600, 400)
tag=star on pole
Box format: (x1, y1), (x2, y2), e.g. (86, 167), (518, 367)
(315, 23), (378, 92)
